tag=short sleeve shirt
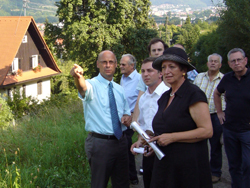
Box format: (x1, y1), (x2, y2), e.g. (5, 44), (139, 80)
(153, 79), (207, 136)
(217, 68), (250, 132)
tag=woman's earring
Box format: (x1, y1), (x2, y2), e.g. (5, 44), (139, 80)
(182, 73), (186, 77)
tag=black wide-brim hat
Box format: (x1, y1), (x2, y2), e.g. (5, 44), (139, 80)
(152, 47), (196, 71)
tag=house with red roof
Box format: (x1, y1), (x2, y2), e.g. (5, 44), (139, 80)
(0, 16), (61, 101)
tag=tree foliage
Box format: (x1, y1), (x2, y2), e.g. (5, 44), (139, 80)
(174, 16), (201, 55)
(190, 27), (221, 72)
(45, 0), (156, 79)
(217, 0), (250, 58)
(190, 0), (250, 73)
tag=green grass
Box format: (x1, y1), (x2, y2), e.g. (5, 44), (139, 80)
(0, 97), (91, 187)
(0, 91), (140, 187)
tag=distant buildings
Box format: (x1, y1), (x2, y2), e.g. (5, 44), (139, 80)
(150, 3), (222, 24)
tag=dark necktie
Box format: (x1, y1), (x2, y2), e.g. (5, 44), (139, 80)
(109, 82), (122, 140)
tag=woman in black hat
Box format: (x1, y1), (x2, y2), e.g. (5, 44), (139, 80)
(149, 47), (213, 188)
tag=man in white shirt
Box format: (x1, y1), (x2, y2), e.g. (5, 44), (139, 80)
(133, 39), (169, 121)
(130, 57), (169, 188)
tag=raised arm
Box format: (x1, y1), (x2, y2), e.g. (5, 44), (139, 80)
(214, 88), (225, 125)
(70, 64), (87, 98)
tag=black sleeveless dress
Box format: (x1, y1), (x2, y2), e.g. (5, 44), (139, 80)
(150, 80), (212, 188)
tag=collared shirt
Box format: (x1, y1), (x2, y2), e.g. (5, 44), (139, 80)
(194, 71), (225, 114)
(136, 76), (147, 92)
(120, 69), (141, 112)
(217, 68), (250, 132)
(78, 73), (131, 135)
(187, 69), (198, 81)
(138, 81), (169, 132)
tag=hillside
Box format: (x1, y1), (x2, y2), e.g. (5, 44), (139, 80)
(0, 0), (220, 23)
(0, 0), (58, 22)
(150, 0), (219, 7)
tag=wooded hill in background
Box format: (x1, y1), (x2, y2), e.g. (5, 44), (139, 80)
(0, 0), (58, 22)
(0, 0), (217, 23)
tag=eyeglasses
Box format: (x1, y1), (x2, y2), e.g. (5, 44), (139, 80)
(99, 61), (116, 66)
(120, 63), (127, 67)
(229, 58), (245, 64)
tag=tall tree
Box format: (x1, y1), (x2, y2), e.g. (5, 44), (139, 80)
(217, 0), (250, 58)
(45, 0), (155, 78)
(175, 18), (201, 55)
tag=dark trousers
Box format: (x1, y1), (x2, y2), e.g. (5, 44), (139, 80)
(85, 133), (129, 188)
(143, 155), (155, 188)
(223, 127), (250, 188)
(209, 113), (223, 177)
(125, 128), (138, 181)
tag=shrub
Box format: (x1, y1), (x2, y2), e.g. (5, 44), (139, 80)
(0, 96), (13, 129)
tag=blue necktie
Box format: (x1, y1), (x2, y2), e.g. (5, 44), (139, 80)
(109, 82), (123, 140)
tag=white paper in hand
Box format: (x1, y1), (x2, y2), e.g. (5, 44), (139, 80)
(130, 121), (165, 160)
(133, 147), (144, 154)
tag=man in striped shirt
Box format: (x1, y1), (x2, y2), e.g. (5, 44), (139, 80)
(194, 53), (226, 184)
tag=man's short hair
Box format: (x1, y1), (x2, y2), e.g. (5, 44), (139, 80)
(173, 43), (186, 51)
(227, 48), (246, 60)
(208, 53), (222, 63)
(142, 57), (160, 74)
(147, 38), (169, 54)
(142, 57), (157, 65)
(121, 54), (137, 69)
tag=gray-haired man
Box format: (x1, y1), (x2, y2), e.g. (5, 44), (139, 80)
(120, 54), (140, 185)
(194, 53), (225, 183)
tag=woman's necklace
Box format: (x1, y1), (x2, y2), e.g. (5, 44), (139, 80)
(170, 92), (175, 97)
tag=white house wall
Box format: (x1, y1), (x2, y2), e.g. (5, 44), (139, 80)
(26, 79), (51, 101)
(37, 79), (50, 101)
(0, 78), (51, 102)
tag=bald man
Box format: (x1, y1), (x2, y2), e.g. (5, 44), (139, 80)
(70, 50), (132, 188)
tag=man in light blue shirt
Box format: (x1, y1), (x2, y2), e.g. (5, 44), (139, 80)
(120, 54), (140, 185)
(70, 50), (131, 188)
(120, 54), (141, 112)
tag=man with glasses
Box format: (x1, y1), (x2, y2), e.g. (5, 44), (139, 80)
(70, 50), (131, 188)
(214, 48), (250, 188)
(194, 53), (225, 183)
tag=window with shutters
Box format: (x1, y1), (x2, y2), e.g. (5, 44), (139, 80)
(30, 55), (38, 69)
(22, 35), (27, 43)
(12, 58), (19, 72)
(37, 81), (42, 95)
(18, 58), (22, 70)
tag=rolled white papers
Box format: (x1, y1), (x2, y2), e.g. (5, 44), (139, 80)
(133, 147), (145, 154)
(130, 121), (165, 160)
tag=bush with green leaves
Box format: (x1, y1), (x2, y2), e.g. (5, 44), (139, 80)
(6, 88), (39, 119)
(0, 96), (13, 128)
